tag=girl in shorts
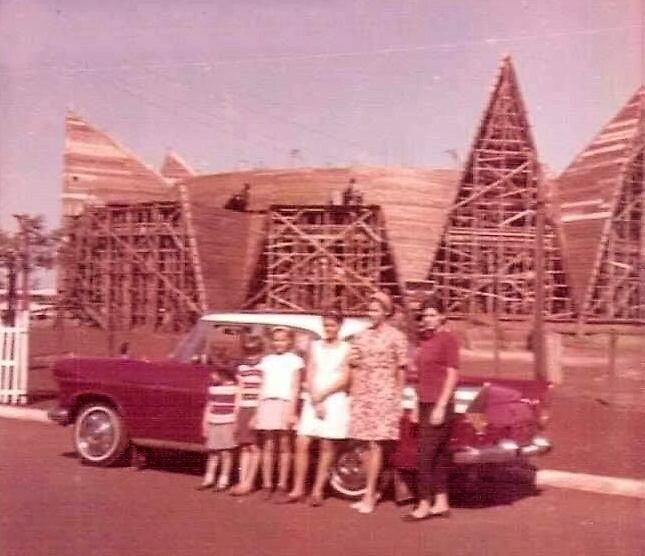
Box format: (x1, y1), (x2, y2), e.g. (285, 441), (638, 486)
(255, 327), (304, 500)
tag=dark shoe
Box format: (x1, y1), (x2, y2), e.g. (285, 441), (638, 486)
(195, 483), (214, 491)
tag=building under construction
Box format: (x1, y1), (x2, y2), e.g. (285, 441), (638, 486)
(428, 57), (573, 319)
(59, 111), (459, 328)
(57, 58), (644, 331)
(557, 87), (644, 323)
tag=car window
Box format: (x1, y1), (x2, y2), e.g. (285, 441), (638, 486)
(173, 319), (318, 366)
(203, 325), (246, 367)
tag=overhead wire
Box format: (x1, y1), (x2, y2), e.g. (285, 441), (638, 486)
(2, 24), (639, 77)
(93, 77), (294, 156)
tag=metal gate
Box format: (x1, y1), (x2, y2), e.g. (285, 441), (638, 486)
(0, 312), (29, 404)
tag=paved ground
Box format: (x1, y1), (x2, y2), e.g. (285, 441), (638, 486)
(1, 419), (643, 556)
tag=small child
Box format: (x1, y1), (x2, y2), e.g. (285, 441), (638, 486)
(229, 335), (265, 496)
(196, 359), (238, 492)
(255, 327), (304, 501)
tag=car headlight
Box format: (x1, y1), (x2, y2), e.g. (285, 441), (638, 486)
(498, 439), (519, 451)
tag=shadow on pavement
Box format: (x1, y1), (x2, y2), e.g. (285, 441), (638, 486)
(393, 462), (541, 509)
(129, 448), (206, 477)
(450, 463), (541, 508)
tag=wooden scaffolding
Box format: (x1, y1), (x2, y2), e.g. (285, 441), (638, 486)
(59, 200), (206, 331)
(557, 87), (644, 324)
(245, 205), (404, 314)
(428, 56), (573, 319)
(586, 144), (644, 321)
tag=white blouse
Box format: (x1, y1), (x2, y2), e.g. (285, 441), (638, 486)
(258, 352), (304, 401)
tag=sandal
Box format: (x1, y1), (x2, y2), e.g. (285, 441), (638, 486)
(275, 493), (304, 505)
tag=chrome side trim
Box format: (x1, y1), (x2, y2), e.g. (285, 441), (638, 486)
(47, 407), (71, 426)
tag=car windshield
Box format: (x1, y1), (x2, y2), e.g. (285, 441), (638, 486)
(170, 319), (317, 364)
(170, 320), (209, 363)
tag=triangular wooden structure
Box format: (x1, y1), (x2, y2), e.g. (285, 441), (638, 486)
(160, 150), (197, 183)
(63, 112), (173, 216)
(244, 205), (405, 315)
(427, 56), (573, 318)
(557, 88), (644, 322)
(185, 167), (459, 311)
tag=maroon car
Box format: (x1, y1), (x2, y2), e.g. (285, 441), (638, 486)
(48, 312), (552, 499)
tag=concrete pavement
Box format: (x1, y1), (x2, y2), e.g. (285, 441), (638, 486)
(2, 402), (643, 500)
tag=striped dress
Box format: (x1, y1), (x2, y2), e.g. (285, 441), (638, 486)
(234, 364), (262, 444)
(207, 381), (237, 424)
(237, 365), (262, 408)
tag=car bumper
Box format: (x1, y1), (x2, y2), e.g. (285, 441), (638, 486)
(453, 436), (552, 465)
(47, 407), (71, 426)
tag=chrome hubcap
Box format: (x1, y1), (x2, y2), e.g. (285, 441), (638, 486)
(77, 410), (116, 459)
(335, 448), (367, 490)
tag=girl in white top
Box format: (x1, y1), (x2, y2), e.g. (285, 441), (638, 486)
(282, 311), (351, 506)
(255, 327), (304, 500)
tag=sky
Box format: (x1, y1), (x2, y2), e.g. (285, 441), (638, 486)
(0, 0), (642, 231)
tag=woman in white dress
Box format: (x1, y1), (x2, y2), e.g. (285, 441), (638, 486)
(281, 311), (350, 506)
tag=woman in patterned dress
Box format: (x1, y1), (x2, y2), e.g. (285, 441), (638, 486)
(348, 291), (408, 514)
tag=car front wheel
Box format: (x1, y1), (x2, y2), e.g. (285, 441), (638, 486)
(329, 442), (368, 500)
(74, 403), (129, 466)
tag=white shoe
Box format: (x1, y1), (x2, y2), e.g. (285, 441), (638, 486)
(357, 503), (374, 514)
(215, 477), (230, 491)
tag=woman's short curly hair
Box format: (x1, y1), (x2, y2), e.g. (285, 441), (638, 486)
(321, 309), (344, 323)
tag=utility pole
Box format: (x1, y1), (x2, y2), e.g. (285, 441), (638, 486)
(533, 157), (546, 381)
(14, 214), (31, 318)
(5, 252), (17, 326)
(20, 220), (30, 315)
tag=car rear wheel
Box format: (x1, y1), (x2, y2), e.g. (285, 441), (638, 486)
(74, 403), (129, 466)
(329, 442), (368, 500)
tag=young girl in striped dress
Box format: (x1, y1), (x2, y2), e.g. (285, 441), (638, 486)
(229, 336), (264, 496)
(196, 363), (238, 491)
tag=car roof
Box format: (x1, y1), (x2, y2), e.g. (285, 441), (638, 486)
(200, 312), (370, 340)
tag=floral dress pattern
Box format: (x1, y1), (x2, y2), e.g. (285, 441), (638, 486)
(348, 323), (408, 441)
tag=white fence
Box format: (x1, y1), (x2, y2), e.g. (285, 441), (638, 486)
(0, 312), (29, 405)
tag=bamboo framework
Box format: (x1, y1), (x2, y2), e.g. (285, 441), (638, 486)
(245, 205), (403, 314)
(586, 145), (644, 321)
(428, 57), (573, 319)
(59, 201), (205, 331)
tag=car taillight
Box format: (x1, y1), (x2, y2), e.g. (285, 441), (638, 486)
(538, 406), (550, 427)
(465, 412), (488, 435)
